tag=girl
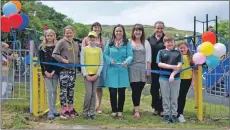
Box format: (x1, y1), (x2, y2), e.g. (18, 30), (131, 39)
(82, 22), (106, 114)
(129, 24), (151, 119)
(104, 24), (133, 119)
(177, 41), (196, 123)
(38, 29), (60, 120)
(81, 31), (103, 120)
(52, 26), (80, 119)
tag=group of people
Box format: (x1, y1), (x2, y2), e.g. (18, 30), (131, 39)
(38, 21), (195, 123)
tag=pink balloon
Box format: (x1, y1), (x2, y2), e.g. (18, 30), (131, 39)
(193, 52), (206, 65)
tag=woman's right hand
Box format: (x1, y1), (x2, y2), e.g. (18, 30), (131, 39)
(86, 75), (92, 81)
(62, 58), (69, 64)
(111, 59), (115, 65)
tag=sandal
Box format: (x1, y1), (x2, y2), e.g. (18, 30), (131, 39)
(117, 112), (124, 120)
(134, 110), (141, 119)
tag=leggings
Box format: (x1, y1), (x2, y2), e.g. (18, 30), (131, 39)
(59, 69), (76, 107)
(130, 82), (145, 107)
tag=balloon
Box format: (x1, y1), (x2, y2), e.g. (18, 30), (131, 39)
(7, 56), (13, 61)
(206, 55), (219, 68)
(213, 43), (227, 57)
(200, 42), (214, 56)
(9, 14), (22, 29)
(202, 31), (216, 45)
(192, 52), (206, 65)
(18, 14), (30, 31)
(10, 0), (21, 12)
(1, 16), (11, 32)
(2, 2), (18, 17)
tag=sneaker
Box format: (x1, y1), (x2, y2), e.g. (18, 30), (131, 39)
(171, 115), (179, 123)
(117, 112), (124, 120)
(69, 108), (79, 118)
(47, 112), (55, 120)
(153, 110), (159, 116)
(54, 112), (60, 117)
(83, 114), (90, 120)
(178, 114), (186, 123)
(163, 115), (171, 124)
(111, 112), (117, 118)
(159, 111), (164, 117)
(96, 108), (102, 114)
(60, 110), (70, 119)
(89, 115), (96, 120)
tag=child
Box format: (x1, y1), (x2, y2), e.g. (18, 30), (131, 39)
(38, 29), (60, 120)
(177, 41), (196, 123)
(82, 22), (106, 114)
(81, 31), (103, 120)
(156, 35), (183, 123)
(52, 26), (80, 119)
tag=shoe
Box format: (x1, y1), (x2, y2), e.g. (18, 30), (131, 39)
(153, 110), (159, 116)
(60, 107), (70, 119)
(47, 112), (55, 120)
(96, 108), (102, 114)
(178, 114), (186, 123)
(159, 111), (164, 117)
(163, 115), (171, 124)
(171, 115), (179, 123)
(69, 108), (79, 118)
(89, 115), (96, 120)
(111, 112), (117, 118)
(117, 112), (124, 120)
(54, 112), (60, 117)
(83, 114), (90, 120)
(133, 109), (141, 119)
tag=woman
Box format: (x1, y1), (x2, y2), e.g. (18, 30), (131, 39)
(82, 22), (106, 114)
(129, 24), (151, 119)
(147, 21), (165, 116)
(104, 24), (133, 119)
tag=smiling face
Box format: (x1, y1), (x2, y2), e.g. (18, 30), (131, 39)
(92, 25), (101, 35)
(164, 40), (175, 50)
(64, 27), (75, 41)
(114, 27), (124, 40)
(179, 43), (189, 55)
(45, 32), (55, 43)
(154, 23), (164, 37)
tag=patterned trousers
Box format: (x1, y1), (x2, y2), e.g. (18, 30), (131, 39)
(59, 69), (76, 107)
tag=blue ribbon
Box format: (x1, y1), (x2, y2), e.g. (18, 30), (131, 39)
(33, 60), (196, 75)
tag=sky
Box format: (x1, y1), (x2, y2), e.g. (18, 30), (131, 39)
(41, 1), (229, 32)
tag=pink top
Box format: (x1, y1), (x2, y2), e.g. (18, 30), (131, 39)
(82, 36), (106, 51)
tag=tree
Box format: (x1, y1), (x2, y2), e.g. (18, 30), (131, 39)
(214, 20), (229, 40)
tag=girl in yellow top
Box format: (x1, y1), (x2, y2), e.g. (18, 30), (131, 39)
(177, 41), (196, 123)
(80, 31), (103, 120)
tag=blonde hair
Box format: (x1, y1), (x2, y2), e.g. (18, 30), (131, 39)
(40, 29), (57, 51)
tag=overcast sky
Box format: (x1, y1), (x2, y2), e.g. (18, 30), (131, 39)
(41, 1), (229, 32)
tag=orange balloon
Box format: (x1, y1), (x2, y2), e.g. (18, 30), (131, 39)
(10, 0), (21, 12)
(202, 31), (216, 45)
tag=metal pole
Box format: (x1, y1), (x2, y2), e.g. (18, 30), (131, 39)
(194, 16), (197, 50)
(216, 16), (218, 42)
(203, 22), (205, 33)
(29, 40), (34, 113)
(206, 14), (208, 31)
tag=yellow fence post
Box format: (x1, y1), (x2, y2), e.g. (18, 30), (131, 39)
(197, 65), (203, 121)
(32, 57), (39, 117)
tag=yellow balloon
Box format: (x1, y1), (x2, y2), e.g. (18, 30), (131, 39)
(200, 42), (214, 56)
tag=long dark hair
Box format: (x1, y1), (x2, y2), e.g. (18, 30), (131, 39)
(131, 24), (145, 45)
(109, 24), (128, 46)
(91, 22), (102, 43)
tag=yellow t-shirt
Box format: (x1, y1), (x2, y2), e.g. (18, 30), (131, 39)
(84, 47), (101, 75)
(180, 55), (193, 79)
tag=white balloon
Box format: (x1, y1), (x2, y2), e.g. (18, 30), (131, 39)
(197, 44), (201, 52)
(213, 43), (226, 57)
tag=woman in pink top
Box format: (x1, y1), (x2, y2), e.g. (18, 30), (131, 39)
(82, 22), (105, 114)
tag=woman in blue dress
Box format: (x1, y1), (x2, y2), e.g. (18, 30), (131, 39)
(104, 24), (133, 119)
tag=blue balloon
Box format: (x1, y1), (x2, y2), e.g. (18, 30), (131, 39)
(206, 55), (219, 68)
(18, 14), (30, 31)
(2, 2), (18, 17)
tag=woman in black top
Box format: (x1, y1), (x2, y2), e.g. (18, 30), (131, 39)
(147, 21), (165, 116)
(38, 29), (60, 120)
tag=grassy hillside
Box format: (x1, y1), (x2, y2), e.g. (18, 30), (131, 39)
(87, 24), (198, 40)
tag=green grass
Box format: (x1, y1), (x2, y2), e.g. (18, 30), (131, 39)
(1, 76), (229, 129)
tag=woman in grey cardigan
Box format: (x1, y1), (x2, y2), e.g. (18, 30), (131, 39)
(129, 24), (152, 119)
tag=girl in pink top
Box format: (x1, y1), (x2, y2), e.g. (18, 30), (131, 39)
(82, 22), (105, 114)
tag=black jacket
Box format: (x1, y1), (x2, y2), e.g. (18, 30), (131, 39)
(147, 34), (165, 70)
(38, 45), (61, 76)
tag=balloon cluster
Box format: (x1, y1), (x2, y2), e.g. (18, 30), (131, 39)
(1, 0), (29, 32)
(193, 31), (227, 68)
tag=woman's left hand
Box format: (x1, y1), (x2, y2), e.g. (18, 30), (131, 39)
(121, 61), (127, 67)
(146, 72), (151, 77)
